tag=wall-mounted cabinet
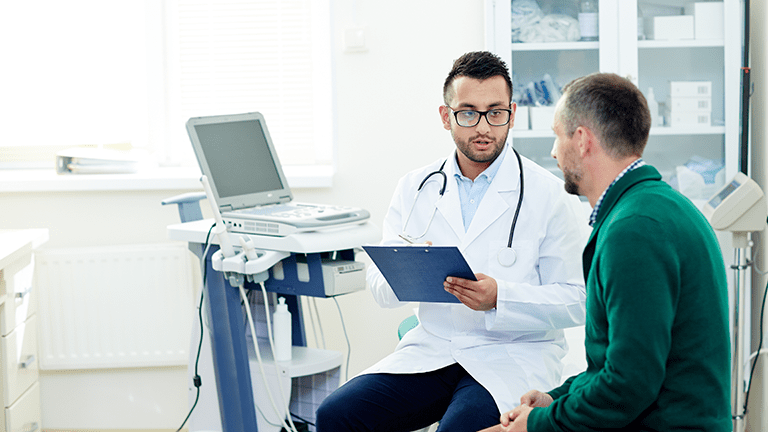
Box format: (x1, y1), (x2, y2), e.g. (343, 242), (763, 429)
(485, 0), (741, 203)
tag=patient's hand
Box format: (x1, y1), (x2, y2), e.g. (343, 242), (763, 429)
(520, 389), (553, 408)
(491, 390), (552, 432)
(499, 404), (532, 431)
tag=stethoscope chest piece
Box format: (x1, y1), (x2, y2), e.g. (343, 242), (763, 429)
(497, 247), (516, 267)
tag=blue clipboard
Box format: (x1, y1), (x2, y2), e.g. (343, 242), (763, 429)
(363, 245), (477, 303)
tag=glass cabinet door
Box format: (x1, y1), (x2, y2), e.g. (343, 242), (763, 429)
(486, 0), (602, 177)
(629, 0), (739, 204)
(485, 0), (740, 204)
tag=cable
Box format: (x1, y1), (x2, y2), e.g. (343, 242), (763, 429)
(290, 411), (315, 426)
(744, 275), (768, 412)
(176, 223), (215, 432)
(748, 237), (768, 275)
(747, 348), (768, 364)
(240, 283), (298, 432)
(307, 296), (320, 348)
(312, 297), (327, 349)
(257, 283), (299, 432)
(332, 297), (352, 382)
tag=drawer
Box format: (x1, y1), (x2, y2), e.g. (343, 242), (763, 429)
(5, 381), (40, 432)
(1, 316), (38, 405)
(0, 254), (37, 337)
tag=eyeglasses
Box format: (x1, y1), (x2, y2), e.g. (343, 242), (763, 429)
(448, 107), (512, 127)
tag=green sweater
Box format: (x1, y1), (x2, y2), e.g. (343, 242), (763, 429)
(528, 165), (731, 431)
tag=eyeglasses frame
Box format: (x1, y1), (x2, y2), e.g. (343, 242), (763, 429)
(447, 107), (513, 127)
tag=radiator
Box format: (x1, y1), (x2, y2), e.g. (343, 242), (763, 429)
(35, 243), (195, 370)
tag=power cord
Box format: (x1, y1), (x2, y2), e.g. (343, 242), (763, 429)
(744, 275), (768, 412)
(240, 282), (299, 432)
(744, 230), (768, 415)
(332, 296), (352, 382)
(176, 223), (216, 432)
(311, 297), (327, 349)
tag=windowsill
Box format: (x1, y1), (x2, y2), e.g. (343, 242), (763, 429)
(0, 165), (334, 193)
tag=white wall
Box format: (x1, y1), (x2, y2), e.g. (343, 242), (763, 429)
(0, 1), (486, 429)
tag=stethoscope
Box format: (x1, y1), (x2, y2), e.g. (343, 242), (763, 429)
(399, 148), (524, 267)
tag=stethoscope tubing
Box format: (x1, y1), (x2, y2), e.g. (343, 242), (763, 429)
(506, 148), (524, 248)
(401, 148), (524, 252)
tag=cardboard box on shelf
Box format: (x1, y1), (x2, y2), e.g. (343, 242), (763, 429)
(670, 81), (712, 98)
(670, 111), (711, 127)
(513, 105), (529, 130)
(529, 106), (556, 131)
(649, 15), (694, 40)
(670, 97), (712, 113)
(684, 2), (725, 40)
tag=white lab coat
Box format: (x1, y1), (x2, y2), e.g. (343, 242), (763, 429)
(363, 144), (590, 414)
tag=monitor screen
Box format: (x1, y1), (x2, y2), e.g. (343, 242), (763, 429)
(194, 119), (284, 199)
(708, 179), (741, 209)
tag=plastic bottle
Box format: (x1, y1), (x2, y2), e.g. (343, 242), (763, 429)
(637, 4), (645, 41)
(273, 297), (292, 361)
(579, 1), (598, 41)
(647, 87), (659, 127)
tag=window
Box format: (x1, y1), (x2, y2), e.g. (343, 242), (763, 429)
(1, 0), (333, 170)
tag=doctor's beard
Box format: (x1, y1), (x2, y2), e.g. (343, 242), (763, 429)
(453, 131), (508, 164)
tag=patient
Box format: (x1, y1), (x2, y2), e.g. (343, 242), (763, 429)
(488, 73), (731, 431)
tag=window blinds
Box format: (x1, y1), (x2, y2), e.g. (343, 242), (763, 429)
(167, 0), (332, 166)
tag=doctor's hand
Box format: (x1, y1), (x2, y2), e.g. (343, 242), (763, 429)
(444, 273), (497, 311)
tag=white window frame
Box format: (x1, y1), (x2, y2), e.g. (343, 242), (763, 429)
(0, 0), (334, 187)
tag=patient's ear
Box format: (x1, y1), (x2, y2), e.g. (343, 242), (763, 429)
(576, 126), (597, 157)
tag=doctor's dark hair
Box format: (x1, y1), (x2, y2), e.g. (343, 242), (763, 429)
(443, 51), (513, 106)
(560, 73), (651, 159)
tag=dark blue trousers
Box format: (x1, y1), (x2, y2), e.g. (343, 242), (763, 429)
(315, 363), (500, 432)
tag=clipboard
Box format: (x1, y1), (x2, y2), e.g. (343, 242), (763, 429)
(363, 245), (477, 303)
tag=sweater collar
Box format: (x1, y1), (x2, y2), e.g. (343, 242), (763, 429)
(589, 164), (662, 233)
(588, 158), (646, 226)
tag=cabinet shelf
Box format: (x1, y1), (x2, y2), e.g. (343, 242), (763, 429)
(510, 40), (723, 52)
(510, 41), (599, 51)
(638, 39), (724, 49)
(649, 126), (725, 136)
(513, 125), (725, 139)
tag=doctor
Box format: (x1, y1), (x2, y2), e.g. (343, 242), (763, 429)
(315, 51), (590, 432)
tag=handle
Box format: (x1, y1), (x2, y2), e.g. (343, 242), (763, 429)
(19, 355), (35, 369)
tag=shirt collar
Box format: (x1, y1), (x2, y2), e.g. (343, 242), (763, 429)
(451, 143), (508, 183)
(589, 158), (646, 226)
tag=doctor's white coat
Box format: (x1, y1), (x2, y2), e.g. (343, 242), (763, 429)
(363, 145), (590, 414)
